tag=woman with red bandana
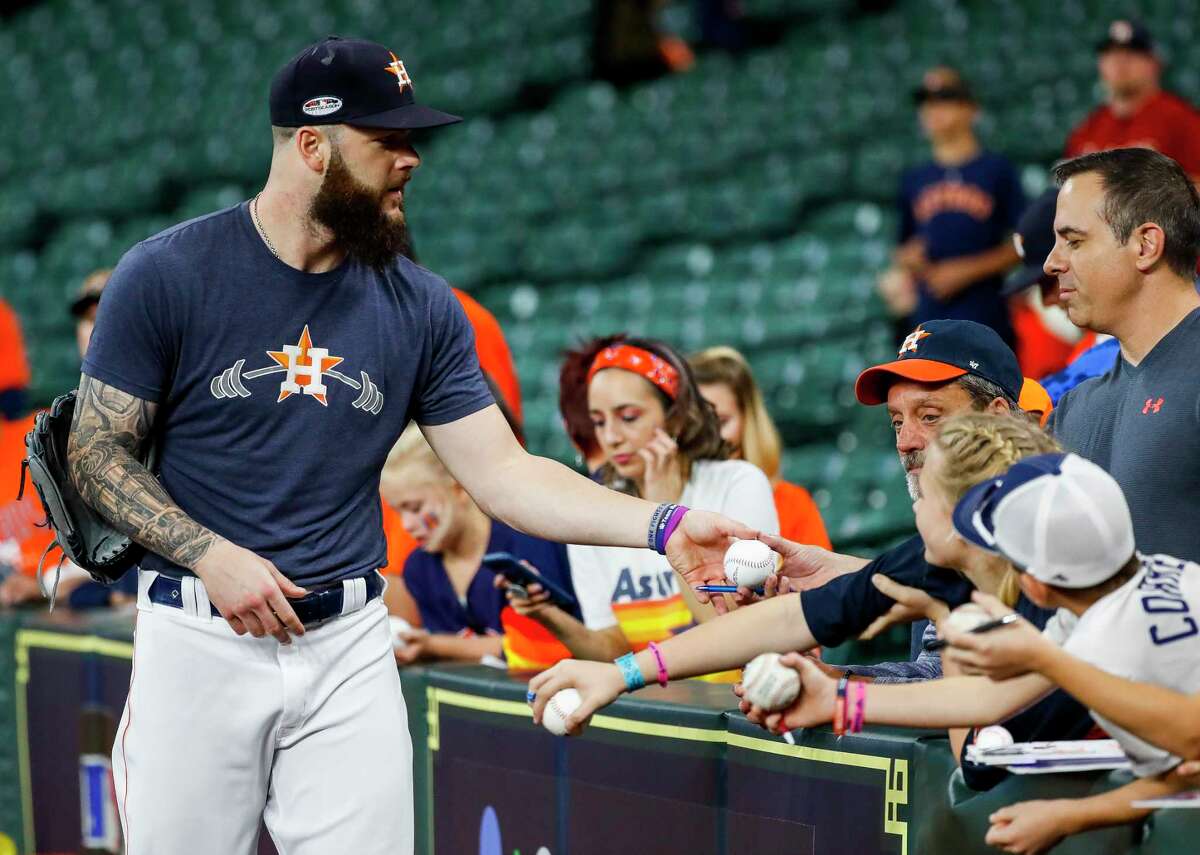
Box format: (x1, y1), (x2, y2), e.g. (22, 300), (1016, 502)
(505, 336), (778, 670)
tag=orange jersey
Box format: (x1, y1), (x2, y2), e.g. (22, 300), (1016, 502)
(773, 481), (831, 550)
(0, 414), (55, 576)
(452, 289), (522, 423)
(380, 499), (418, 575)
(0, 300), (31, 392)
(1010, 301), (1076, 380)
(500, 608), (575, 672)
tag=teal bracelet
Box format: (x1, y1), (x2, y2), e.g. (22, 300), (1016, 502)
(615, 653), (646, 692)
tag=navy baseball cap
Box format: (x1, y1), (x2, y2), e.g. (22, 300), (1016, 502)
(854, 319), (1022, 405)
(952, 452), (1135, 588)
(912, 67), (975, 105)
(270, 36), (461, 130)
(1002, 188), (1058, 297)
(1096, 19), (1155, 55)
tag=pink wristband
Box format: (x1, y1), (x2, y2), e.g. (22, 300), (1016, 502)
(646, 642), (669, 688)
(848, 681), (866, 734)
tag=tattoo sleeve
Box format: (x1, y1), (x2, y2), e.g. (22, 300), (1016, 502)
(67, 374), (219, 569)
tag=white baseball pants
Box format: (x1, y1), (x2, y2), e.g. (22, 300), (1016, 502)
(112, 570), (413, 855)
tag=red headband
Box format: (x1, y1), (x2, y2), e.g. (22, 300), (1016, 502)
(587, 345), (681, 400)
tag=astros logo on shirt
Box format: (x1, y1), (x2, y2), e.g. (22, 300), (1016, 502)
(209, 325), (383, 414)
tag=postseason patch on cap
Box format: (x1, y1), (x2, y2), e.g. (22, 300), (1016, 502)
(302, 96), (343, 117)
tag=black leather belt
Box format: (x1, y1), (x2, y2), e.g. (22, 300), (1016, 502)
(147, 572), (383, 627)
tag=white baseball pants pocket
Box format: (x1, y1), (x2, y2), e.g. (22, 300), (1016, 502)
(112, 571), (413, 855)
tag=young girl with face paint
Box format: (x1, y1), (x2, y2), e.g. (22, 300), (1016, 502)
(506, 336), (779, 665)
(382, 425), (579, 670)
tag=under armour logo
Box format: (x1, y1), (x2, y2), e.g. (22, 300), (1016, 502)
(968, 360), (980, 370)
(899, 327), (930, 355)
(1142, 397), (1164, 415)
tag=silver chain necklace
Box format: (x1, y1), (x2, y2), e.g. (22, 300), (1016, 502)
(252, 193), (280, 259)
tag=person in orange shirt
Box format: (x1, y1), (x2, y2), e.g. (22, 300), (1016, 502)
(1002, 190), (1083, 380)
(2, 269), (139, 608)
(452, 288), (522, 424)
(689, 346), (831, 551)
(0, 298), (53, 605)
(0, 299), (31, 421)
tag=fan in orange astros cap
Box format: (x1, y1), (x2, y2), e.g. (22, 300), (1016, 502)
(855, 319), (1024, 407)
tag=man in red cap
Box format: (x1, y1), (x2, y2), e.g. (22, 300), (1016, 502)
(1066, 19), (1200, 182)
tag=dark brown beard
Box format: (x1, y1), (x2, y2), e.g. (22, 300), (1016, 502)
(308, 148), (411, 270)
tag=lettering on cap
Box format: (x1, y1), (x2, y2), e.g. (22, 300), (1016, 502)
(302, 96), (343, 116)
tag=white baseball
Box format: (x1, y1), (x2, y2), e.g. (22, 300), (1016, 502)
(943, 603), (992, 635)
(388, 616), (414, 650)
(741, 652), (801, 711)
(975, 725), (1015, 750)
(724, 539), (780, 589)
(542, 688), (583, 736)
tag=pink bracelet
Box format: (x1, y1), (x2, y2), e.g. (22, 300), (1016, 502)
(848, 681), (867, 734)
(646, 642), (669, 688)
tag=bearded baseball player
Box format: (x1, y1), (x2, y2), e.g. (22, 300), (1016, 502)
(66, 36), (753, 855)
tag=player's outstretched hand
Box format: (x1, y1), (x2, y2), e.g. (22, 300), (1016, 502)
(859, 574), (951, 640)
(731, 569), (794, 606)
(665, 510), (758, 611)
(757, 534), (866, 592)
(942, 592), (1047, 680)
(527, 659), (627, 736)
(194, 538), (307, 644)
(985, 800), (1071, 854)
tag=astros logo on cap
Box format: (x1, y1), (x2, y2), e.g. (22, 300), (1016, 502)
(899, 327), (930, 355)
(385, 52), (412, 92)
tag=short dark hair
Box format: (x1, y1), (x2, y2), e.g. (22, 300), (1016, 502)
(957, 374), (1018, 412)
(1053, 148), (1200, 278)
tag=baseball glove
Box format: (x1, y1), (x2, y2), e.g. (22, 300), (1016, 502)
(18, 390), (157, 600)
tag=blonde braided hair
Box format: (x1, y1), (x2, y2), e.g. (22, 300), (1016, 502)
(932, 413), (1062, 606)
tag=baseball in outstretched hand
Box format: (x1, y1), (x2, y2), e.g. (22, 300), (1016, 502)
(741, 652), (802, 712)
(723, 539), (781, 589)
(541, 688), (583, 736)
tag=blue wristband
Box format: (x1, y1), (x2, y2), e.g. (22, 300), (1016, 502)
(615, 653), (646, 692)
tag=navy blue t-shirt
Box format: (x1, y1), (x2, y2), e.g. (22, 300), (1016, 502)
(801, 534), (976, 654)
(404, 520), (580, 636)
(898, 151), (1024, 344)
(82, 203), (494, 587)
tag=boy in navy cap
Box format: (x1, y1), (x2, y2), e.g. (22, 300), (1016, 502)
(879, 67), (1025, 346)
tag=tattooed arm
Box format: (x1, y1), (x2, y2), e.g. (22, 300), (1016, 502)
(67, 373), (309, 641)
(67, 374), (214, 568)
